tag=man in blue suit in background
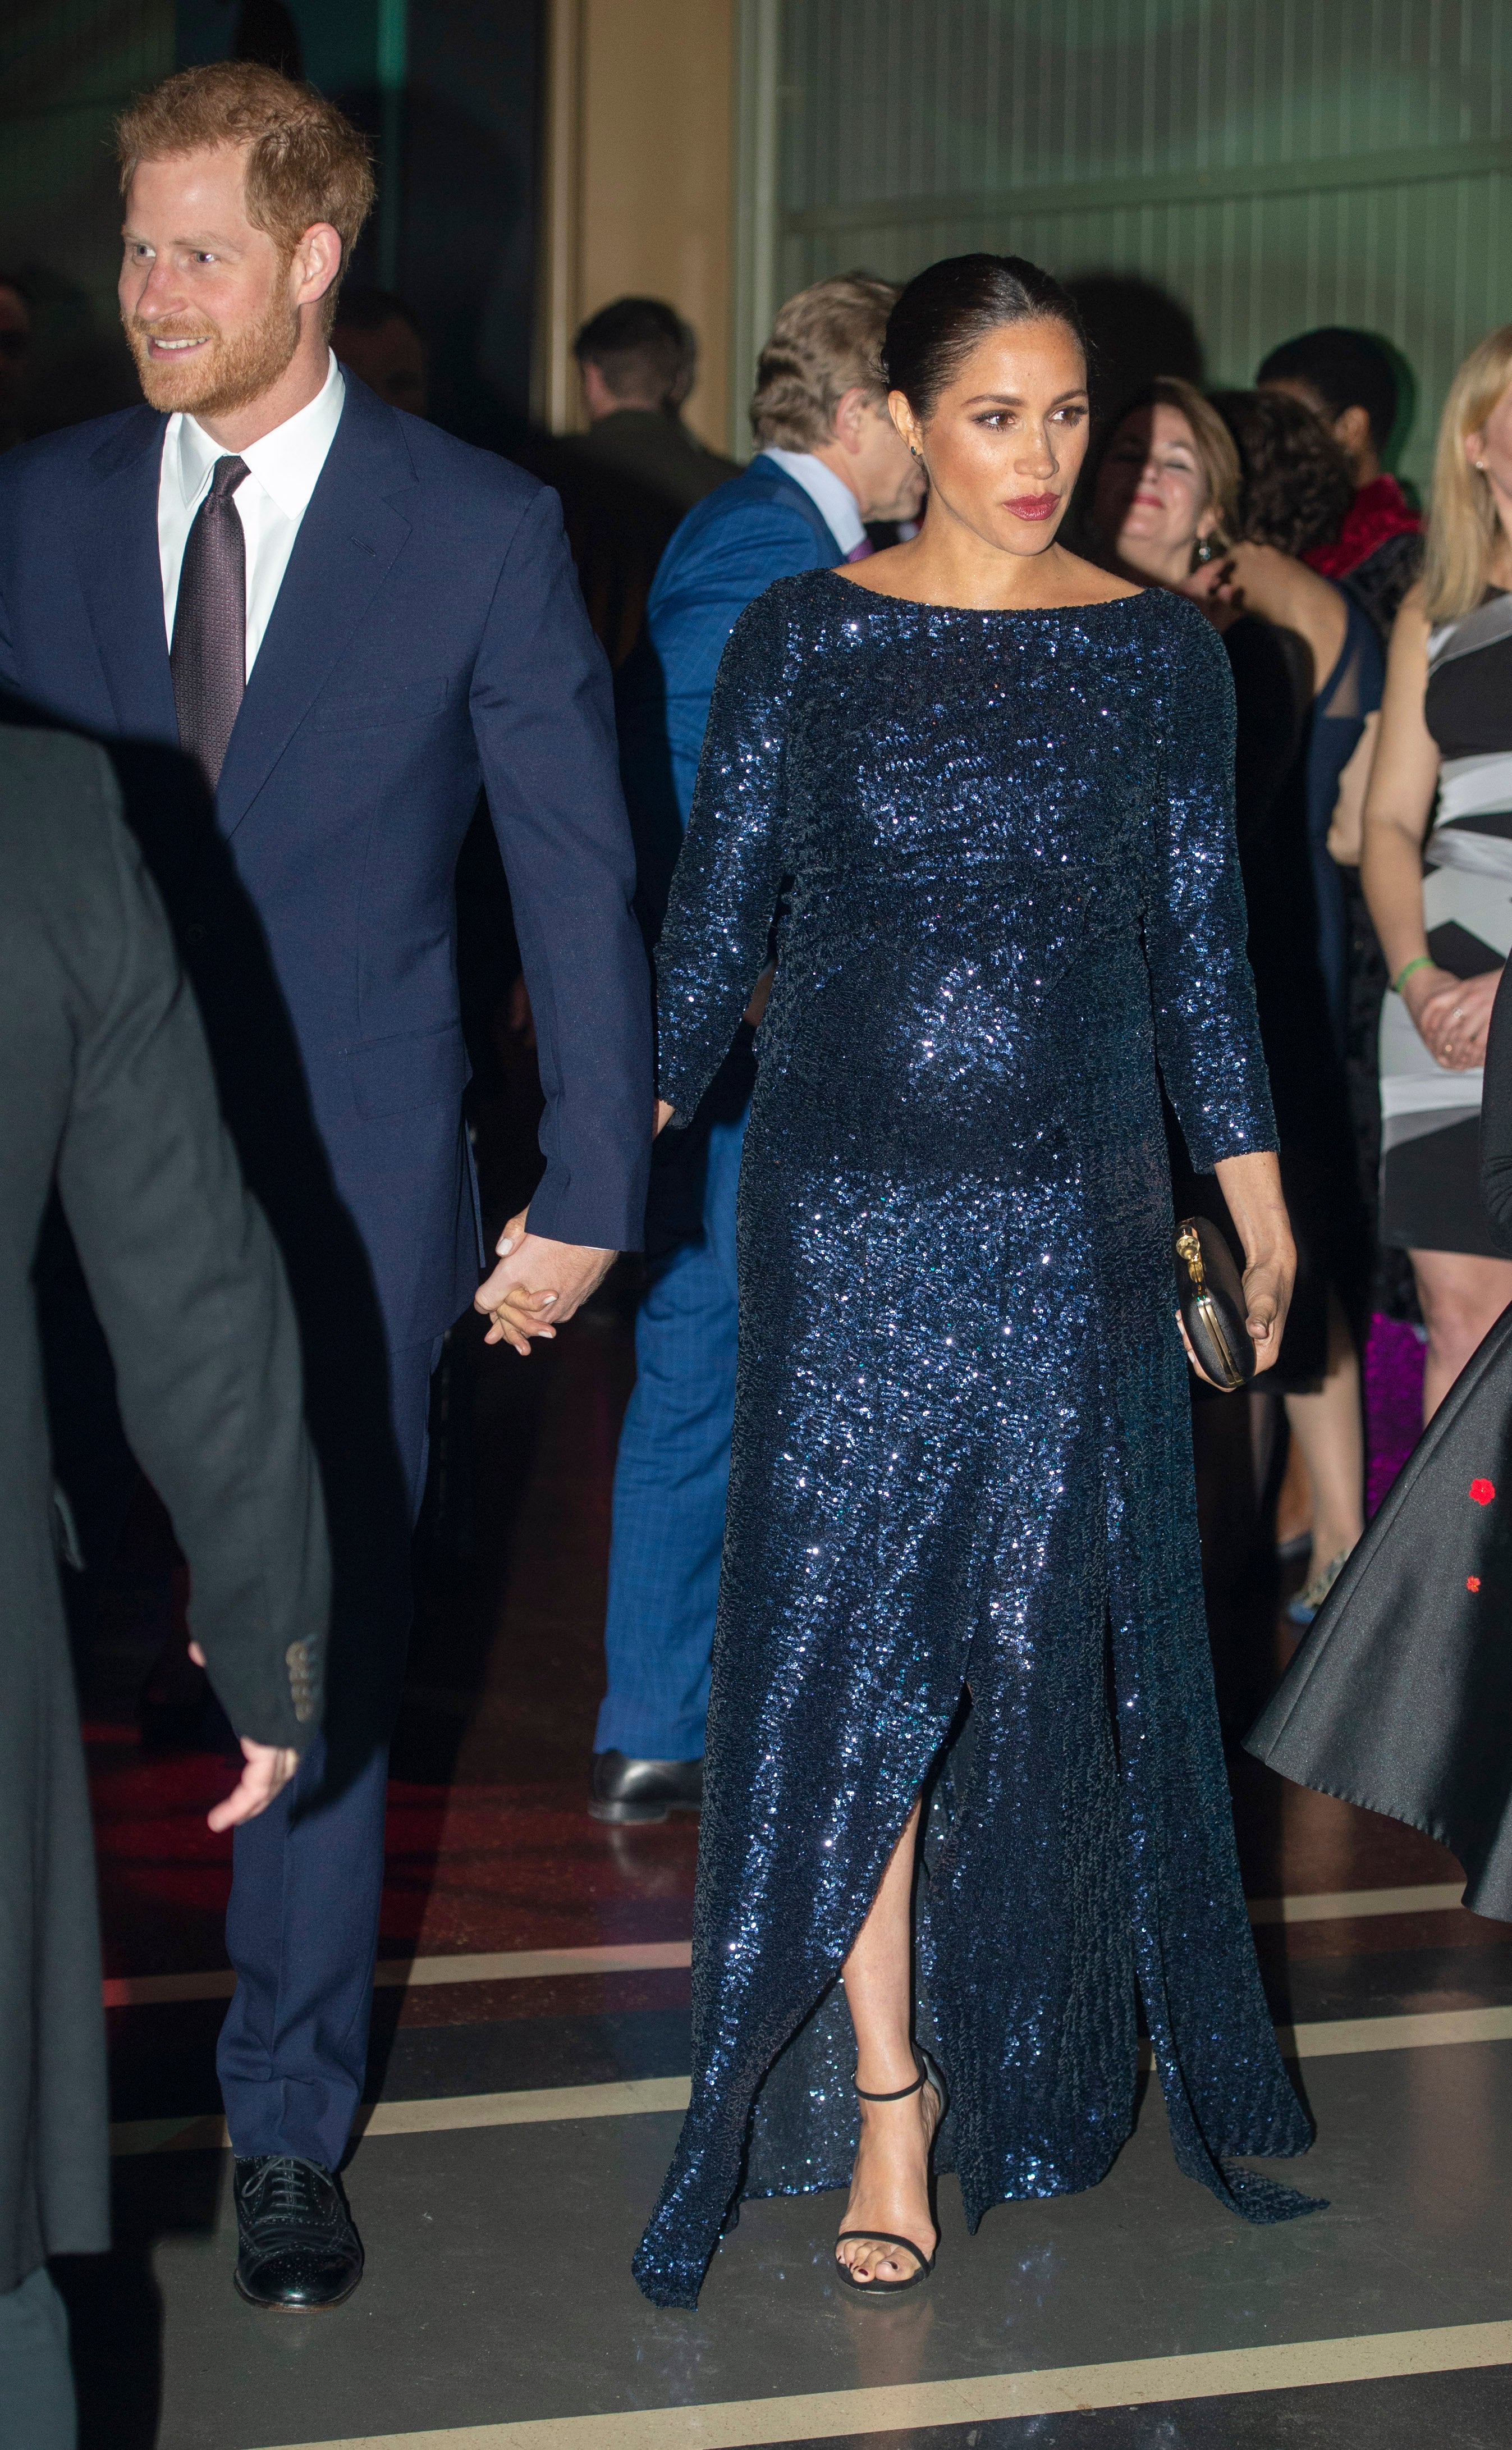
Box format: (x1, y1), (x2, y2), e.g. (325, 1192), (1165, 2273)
(591, 273), (922, 1823)
(0, 62), (650, 2310)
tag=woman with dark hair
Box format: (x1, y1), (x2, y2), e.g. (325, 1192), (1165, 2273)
(1215, 386), (1357, 561)
(618, 253), (1317, 2309)
(1089, 383), (1375, 1627)
(1207, 390), (1381, 1054)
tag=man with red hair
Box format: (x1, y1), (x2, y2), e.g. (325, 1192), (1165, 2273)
(0, 63), (650, 2311)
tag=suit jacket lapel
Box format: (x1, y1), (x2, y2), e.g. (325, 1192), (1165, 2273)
(74, 409), (178, 743)
(216, 382), (416, 839)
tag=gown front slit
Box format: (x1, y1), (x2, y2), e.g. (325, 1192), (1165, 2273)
(635, 571), (1317, 2310)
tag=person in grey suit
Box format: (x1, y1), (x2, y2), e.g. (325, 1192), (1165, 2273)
(0, 721), (329, 2442)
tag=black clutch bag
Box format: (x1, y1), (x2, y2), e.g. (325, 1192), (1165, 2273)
(1173, 1217), (1256, 1391)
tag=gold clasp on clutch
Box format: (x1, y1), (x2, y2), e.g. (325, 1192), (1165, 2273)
(1175, 1223), (1206, 1291)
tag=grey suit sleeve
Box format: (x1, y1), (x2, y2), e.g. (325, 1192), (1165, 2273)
(54, 750), (329, 1749)
(470, 486), (653, 1251)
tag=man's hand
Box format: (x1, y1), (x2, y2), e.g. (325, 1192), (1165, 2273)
(474, 1209), (617, 1354)
(187, 1643), (299, 1830)
(208, 1738), (300, 1832)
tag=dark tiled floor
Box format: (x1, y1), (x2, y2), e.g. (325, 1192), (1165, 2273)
(76, 1302), (1512, 2449)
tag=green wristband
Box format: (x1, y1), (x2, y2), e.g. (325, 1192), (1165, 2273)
(1392, 955), (1434, 995)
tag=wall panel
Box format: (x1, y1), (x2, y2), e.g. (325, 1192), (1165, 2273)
(755, 0), (1511, 484)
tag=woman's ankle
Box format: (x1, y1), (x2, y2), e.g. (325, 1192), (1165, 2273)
(1309, 1519), (1359, 1565)
(854, 2040), (919, 2095)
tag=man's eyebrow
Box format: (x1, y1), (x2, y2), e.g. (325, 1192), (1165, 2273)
(120, 225), (245, 248)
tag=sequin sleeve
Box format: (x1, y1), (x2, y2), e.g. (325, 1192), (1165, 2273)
(1143, 595), (1278, 1171)
(653, 584), (792, 1121)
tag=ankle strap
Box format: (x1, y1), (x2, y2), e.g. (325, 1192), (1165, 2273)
(854, 2046), (926, 2103)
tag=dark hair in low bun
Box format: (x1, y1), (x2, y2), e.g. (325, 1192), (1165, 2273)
(883, 253), (1087, 422)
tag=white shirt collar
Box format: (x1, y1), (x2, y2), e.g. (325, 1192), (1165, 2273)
(759, 447), (867, 556)
(169, 350), (345, 519)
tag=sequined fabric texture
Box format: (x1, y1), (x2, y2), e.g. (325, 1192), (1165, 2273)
(634, 573), (1317, 2310)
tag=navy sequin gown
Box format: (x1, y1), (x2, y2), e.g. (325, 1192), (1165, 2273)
(635, 572), (1316, 2309)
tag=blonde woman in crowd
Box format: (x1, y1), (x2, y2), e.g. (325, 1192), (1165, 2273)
(1362, 327), (1512, 1418)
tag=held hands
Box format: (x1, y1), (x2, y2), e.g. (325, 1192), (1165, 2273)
(186, 1642), (299, 1831)
(474, 1212), (617, 1355)
(1404, 963), (1501, 1071)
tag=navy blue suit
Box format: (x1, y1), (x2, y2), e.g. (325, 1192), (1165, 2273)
(599, 456), (843, 1761)
(0, 375), (652, 2164)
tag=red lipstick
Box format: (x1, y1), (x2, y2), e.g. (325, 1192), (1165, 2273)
(1007, 492), (1059, 521)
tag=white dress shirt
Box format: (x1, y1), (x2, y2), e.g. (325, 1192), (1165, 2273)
(759, 446), (867, 557)
(157, 349), (346, 677)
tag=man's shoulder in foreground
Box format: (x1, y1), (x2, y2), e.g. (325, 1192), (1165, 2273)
(0, 720), (126, 938)
(0, 715), (114, 811)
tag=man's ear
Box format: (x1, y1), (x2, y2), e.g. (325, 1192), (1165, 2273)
(1332, 403), (1373, 465)
(831, 383), (869, 455)
(292, 221), (343, 311)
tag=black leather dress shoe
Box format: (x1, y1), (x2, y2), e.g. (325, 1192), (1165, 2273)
(589, 1750), (704, 1824)
(233, 2155), (364, 2310)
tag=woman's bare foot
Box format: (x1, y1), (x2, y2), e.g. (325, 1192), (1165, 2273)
(835, 2060), (942, 2286)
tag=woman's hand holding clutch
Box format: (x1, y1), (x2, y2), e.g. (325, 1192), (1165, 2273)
(1197, 1149), (1295, 1383)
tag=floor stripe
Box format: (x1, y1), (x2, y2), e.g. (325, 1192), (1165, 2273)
(1247, 1881), (1465, 1924)
(102, 1941), (692, 2010)
(1279, 2003), (1512, 2058)
(102, 1885), (1480, 2010)
(110, 2078), (694, 2158)
(108, 2003), (1512, 2158)
(252, 2321), (1512, 2449)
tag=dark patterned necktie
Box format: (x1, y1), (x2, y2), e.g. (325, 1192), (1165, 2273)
(170, 453), (249, 788)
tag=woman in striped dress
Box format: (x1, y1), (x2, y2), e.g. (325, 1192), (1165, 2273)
(1363, 327), (1512, 1418)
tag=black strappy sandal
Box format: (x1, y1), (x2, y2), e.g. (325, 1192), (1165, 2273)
(834, 2044), (949, 2298)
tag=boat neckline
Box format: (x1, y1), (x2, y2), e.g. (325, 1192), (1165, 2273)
(818, 567), (1149, 617)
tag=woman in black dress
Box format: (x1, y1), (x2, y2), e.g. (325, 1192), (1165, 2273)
(572, 258), (1316, 2310)
(1090, 381), (1372, 1625)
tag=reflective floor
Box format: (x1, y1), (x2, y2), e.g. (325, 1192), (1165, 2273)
(73, 1299), (1512, 2450)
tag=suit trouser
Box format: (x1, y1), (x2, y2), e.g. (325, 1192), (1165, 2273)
(217, 1331), (442, 2170)
(0, 2268), (75, 2450)
(594, 1108), (746, 1762)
